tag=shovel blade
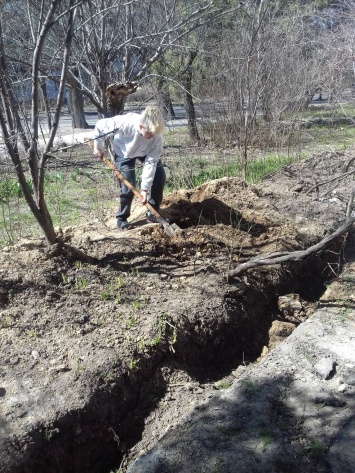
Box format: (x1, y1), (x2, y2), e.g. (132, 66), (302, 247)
(161, 222), (181, 237)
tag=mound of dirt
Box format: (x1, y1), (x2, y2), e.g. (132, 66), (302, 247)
(0, 147), (354, 472)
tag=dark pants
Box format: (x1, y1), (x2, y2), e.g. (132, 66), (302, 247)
(115, 155), (166, 224)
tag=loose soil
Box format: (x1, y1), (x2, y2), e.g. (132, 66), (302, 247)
(1, 145), (355, 473)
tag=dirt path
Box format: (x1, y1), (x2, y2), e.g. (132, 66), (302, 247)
(1, 147), (355, 472)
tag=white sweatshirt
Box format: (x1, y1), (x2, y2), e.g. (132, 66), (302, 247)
(93, 113), (163, 192)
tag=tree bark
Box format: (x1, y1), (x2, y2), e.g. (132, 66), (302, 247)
(157, 76), (175, 120)
(181, 50), (200, 143)
(69, 86), (89, 128)
(39, 77), (52, 128)
(228, 217), (355, 277)
(106, 82), (137, 117)
(0, 1), (77, 246)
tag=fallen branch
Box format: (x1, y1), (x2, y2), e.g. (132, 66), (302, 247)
(305, 169), (355, 196)
(228, 216), (355, 277)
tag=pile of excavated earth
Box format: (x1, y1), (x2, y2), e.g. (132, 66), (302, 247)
(1, 146), (355, 473)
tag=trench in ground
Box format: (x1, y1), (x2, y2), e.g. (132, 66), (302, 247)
(11, 208), (346, 473)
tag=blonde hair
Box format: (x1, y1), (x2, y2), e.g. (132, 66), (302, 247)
(140, 106), (165, 135)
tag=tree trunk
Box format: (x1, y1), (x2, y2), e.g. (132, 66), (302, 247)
(181, 50), (200, 143)
(157, 76), (175, 120)
(69, 86), (89, 128)
(39, 78), (52, 128)
(106, 82), (137, 117)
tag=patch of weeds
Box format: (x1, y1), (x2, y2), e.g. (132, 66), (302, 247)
(215, 380), (231, 390)
(114, 276), (124, 289)
(101, 276), (124, 302)
(151, 335), (161, 346)
(75, 275), (87, 290)
(71, 168), (80, 182)
(126, 314), (138, 329)
(75, 260), (83, 270)
(100, 290), (110, 301)
(0, 316), (10, 328)
(247, 154), (293, 184)
(130, 267), (140, 277)
(304, 352), (316, 364)
(0, 178), (31, 201)
(60, 272), (67, 285)
(106, 370), (116, 382)
(27, 328), (37, 338)
(240, 377), (259, 394)
(258, 428), (273, 450)
(155, 313), (178, 351)
(43, 427), (60, 441)
(128, 358), (138, 370)
(309, 440), (326, 456)
(131, 300), (140, 310)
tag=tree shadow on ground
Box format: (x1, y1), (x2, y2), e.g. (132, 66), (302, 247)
(127, 369), (353, 473)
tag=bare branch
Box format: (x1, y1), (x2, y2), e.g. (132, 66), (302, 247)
(228, 217), (355, 277)
(305, 169), (355, 196)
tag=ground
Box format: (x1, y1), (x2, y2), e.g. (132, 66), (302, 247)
(0, 145), (355, 472)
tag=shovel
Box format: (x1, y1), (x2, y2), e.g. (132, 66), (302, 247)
(102, 157), (181, 237)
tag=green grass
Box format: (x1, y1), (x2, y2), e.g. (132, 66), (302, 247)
(166, 152), (297, 190)
(0, 163), (117, 246)
(246, 154), (294, 183)
(297, 103), (355, 120)
(0, 178), (23, 201)
(309, 440), (326, 456)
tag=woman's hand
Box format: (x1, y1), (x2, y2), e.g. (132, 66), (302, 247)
(93, 149), (104, 160)
(140, 190), (148, 204)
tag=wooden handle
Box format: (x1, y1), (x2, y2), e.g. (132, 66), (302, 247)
(102, 157), (160, 218)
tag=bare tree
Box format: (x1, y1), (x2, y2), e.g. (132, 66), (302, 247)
(65, 0), (231, 117)
(194, 1), (343, 177)
(181, 49), (200, 143)
(0, 0), (77, 245)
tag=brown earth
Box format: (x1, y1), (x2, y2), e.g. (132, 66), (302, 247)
(0, 146), (354, 473)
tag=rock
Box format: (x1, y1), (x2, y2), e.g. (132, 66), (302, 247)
(268, 320), (296, 349)
(343, 367), (355, 386)
(277, 294), (306, 323)
(31, 351), (39, 360)
(314, 357), (336, 380)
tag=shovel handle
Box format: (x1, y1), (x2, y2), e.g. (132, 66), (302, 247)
(102, 157), (160, 219)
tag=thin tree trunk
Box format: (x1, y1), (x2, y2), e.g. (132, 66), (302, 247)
(181, 50), (200, 143)
(39, 77), (52, 128)
(0, 1), (76, 246)
(157, 75), (175, 120)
